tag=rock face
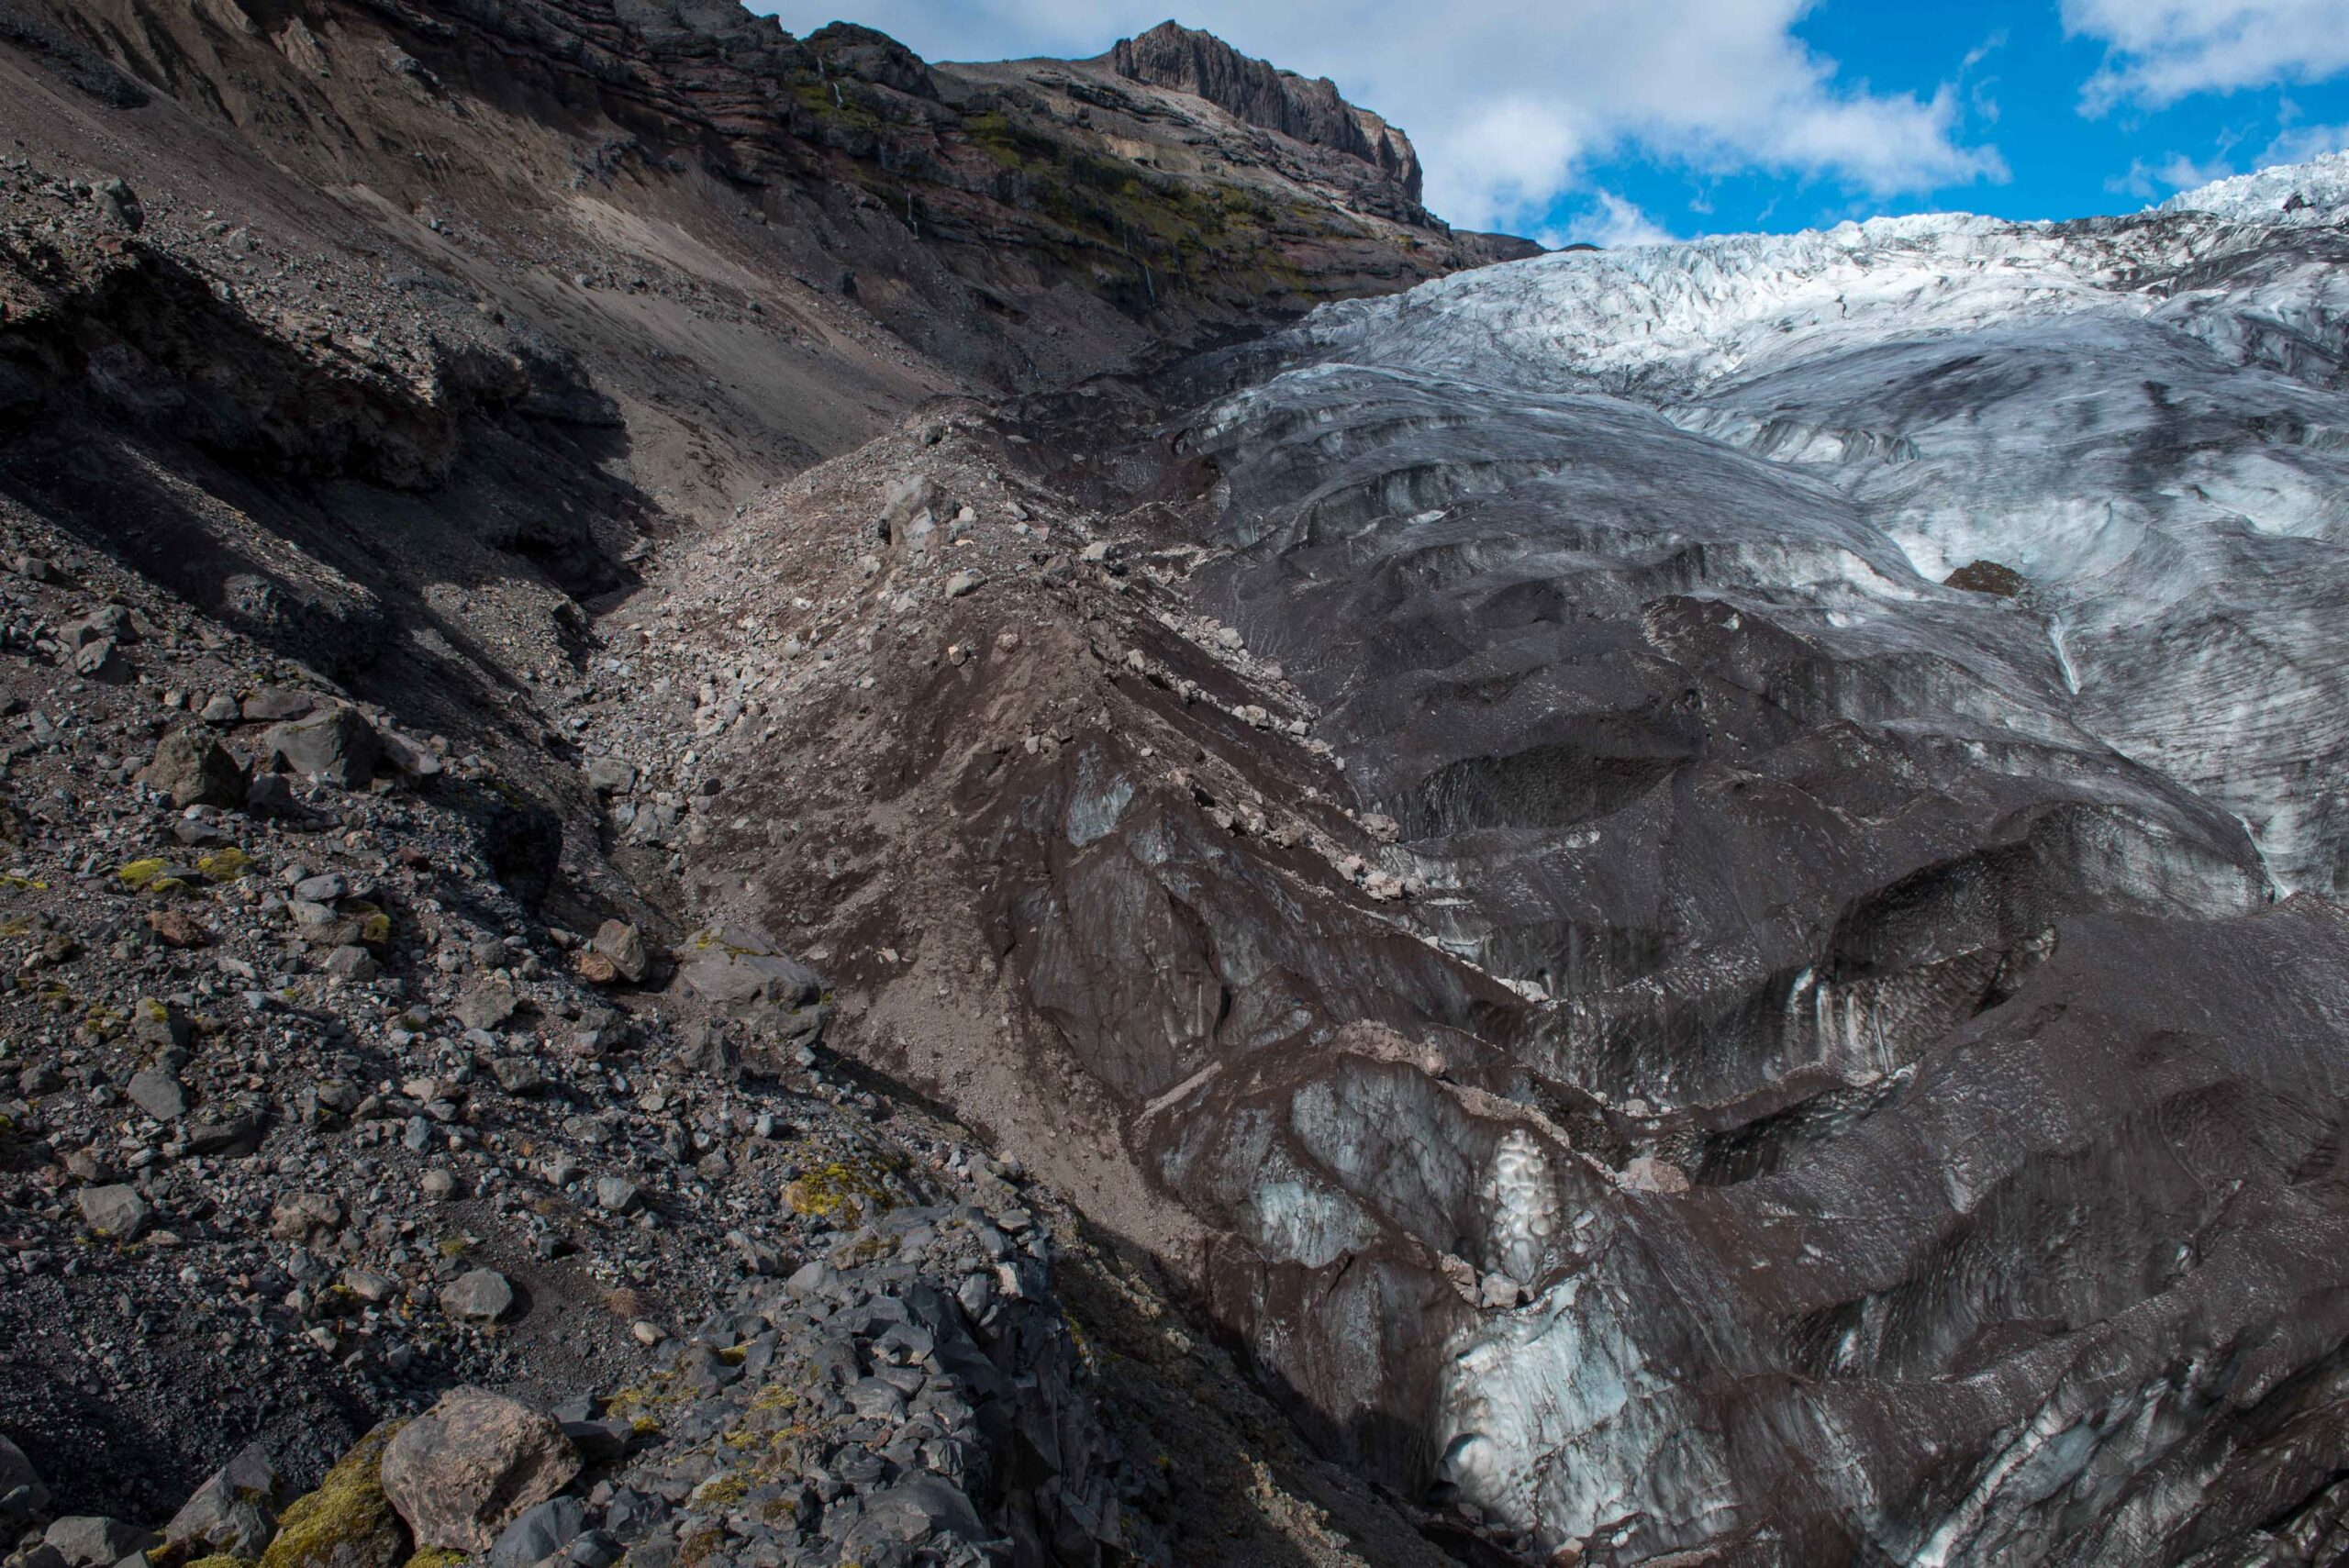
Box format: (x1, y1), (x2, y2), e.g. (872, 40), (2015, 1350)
(1111, 20), (1423, 202)
(378, 1390), (578, 1553)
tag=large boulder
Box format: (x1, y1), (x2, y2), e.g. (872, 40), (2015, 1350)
(258, 1421), (408, 1568)
(261, 706), (379, 789)
(379, 1389), (579, 1553)
(678, 925), (821, 1014)
(166, 1442), (285, 1559)
(44, 1518), (156, 1568)
(139, 728), (248, 808)
(76, 1184), (151, 1239)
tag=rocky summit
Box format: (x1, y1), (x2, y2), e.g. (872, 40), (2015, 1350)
(0, 0), (2347, 1564)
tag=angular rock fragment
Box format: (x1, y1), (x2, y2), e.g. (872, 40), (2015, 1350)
(166, 1442), (285, 1560)
(440, 1268), (515, 1322)
(591, 919), (649, 984)
(139, 728), (248, 807)
(261, 705), (379, 788)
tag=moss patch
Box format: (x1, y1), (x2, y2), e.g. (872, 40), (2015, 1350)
(197, 846), (252, 881)
(259, 1420), (409, 1568)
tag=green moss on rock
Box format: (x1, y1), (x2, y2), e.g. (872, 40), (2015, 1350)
(259, 1422), (410, 1568)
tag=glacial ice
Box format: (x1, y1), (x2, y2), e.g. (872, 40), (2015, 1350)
(1221, 158), (2349, 898)
(1145, 153), (2349, 1562)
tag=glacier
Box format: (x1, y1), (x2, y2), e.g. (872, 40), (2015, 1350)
(1097, 153), (2349, 1562)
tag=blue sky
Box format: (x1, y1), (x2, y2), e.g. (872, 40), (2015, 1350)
(761, 0), (2349, 244)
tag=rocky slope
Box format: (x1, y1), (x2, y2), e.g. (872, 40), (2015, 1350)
(0, 6), (1536, 1568)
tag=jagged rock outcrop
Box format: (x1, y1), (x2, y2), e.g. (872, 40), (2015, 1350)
(1110, 20), (1423, 202)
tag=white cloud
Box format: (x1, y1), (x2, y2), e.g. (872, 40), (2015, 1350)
(2066, 0), (2349, 113)
(1542, 192), (1679, 250)
(2107, 150), (2236, 197)
(758, 1), (2003, 232)
(2262, 121), (2349, 163)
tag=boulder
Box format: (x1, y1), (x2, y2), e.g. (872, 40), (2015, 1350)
(92, 177), (143, 231)
(376, 728), (442, 779)
(584, 756), (635, 795)
(678, 925), (821, 1015)
(72, 639), (129, 684)
(246, 773), (299, 816)
(878, 473), (940, 538)
(454, 981), (518, 1032)
(440, 1268), (514, 1322)
(62, 606), (133, 647)
(486, 1496), (585, 1568)
(76, 1184), (150, 1239)
(379, 1389), (580, 1552)
(323, 945), (379, 982)
(43, 1518), (156, 1568)
(146, 908), (210, 949)
(240, 689), (316, 723)
(261, 706), (379, 789)
(184, 1112), (261, 1158)
(591, 920), (649, 984)
(0, 1434), (37, 1496)
(257, 1421), (408, 1568)
(843, 1477), (987, 1553)
(166, 1442), (285, 1559)
(127, 1065), (188, 1121)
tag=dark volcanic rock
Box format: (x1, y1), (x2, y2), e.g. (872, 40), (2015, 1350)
(1113, 19), (1424, 201)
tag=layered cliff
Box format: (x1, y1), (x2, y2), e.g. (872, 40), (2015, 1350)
(1109, 20), (1425, 206)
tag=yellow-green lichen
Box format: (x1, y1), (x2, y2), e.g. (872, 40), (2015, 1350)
(198, 847), (252, 881)
(782, 1157), (898, 1227)
(687, 1473), (751, 1508)
(117, 859), (168, 888)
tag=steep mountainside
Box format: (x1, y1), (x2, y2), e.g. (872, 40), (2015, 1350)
(0, 6), (1530, 1568)
(1, 0), (1524, 518)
